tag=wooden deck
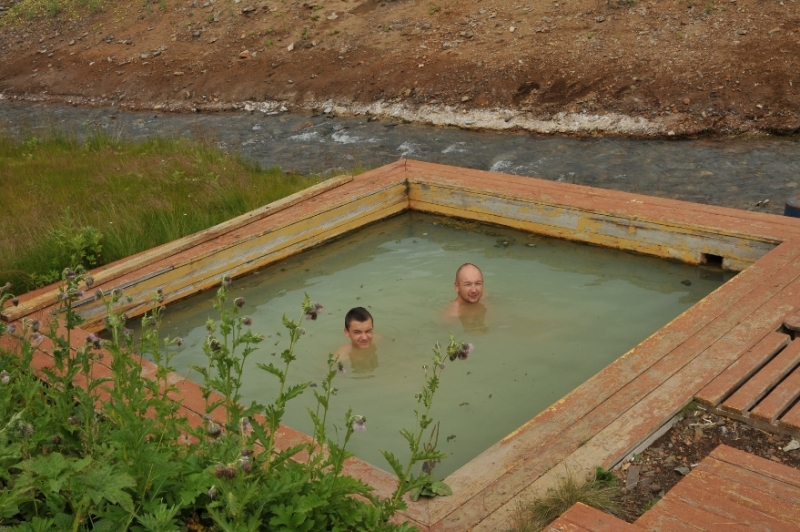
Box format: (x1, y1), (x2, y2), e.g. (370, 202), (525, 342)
(696, 316), (800, 435)
(550, 444), (800, 532)
(5, 160), (800, 531)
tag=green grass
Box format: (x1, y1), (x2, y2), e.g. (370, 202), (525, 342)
(511, 467), (628, 532)
(0, 130), (323, 294)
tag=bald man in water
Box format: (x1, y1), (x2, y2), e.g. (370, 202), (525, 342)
(444, 263), (487, 331)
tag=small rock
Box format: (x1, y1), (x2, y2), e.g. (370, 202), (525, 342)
(442, 41), (458, 49)
(174, 71), (184, 75)
(509, 26), (516, 32)
(649, 482), (662, 493)
(681, 279), (692, 286)
(674, 466), (691, 476)
(737, 29), (747, 35)
(461, 95), (471, 102)
(241, 5), (255, 13)
(239, 50), (250, 58)
(69, 39), (75, 46)
(287, 42), (294, 51)
(287, 79), (293, 84)
(596, 15), (605, 22)
(192, 30), (201, 38)
(542, 16), (552, 23)
(625, 466), (640, 490)
(327, 11), (337, 19)
(784, 439), (800, 452)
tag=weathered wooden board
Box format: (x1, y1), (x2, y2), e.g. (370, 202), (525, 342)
(721, 339), (800, 415)
(409, 181), (774, 271)
(1, 175), (356, 323)
(405, 160), (800, 243)
(76, 183), (407, 330)
(665, 479), (796, 532)
(695, 331), (791, 407)
(547, 503), (641, 532)
(751, 364), (800, 423)
(636, 494), (752, 532)
(710, 444), (800, 489)
(778, 398), (800, 432)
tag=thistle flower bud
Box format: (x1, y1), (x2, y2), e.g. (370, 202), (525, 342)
(240, 455), (252, 473)
(68, 416), (79, 425)
(208, 486), (217, 499)
(31, 332), (43, 346)
(234, 297), (245, 308)
(241, 447), (254, 457)
(222, 275), (232, 287)
(94, 288), (104, 299)
(337, 361), (345, 374)
(52, 434), (62, 445)
(29, 319), (40, 332)
(353, 415), (367, 432)
(6, 323), (16, 335)
(86, 333), (101, 349)
(240, 417), (252, 433)
(11, 298), (19, 306)
(206, 421), (222, 437)
(1, 370), (10, 385)
(85, 276), (94, 287)
(242, 317), (252, 326)
(305, 303), (324, 321)
(208, 338), (222, 352)
(174, 337), (184, 347)
(19, 423), (34, 437)
(214, 464), (236, 479)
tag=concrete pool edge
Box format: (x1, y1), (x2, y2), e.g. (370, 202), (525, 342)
(5, 159), (800, 531)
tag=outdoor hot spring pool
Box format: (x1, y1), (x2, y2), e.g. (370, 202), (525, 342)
(145, 212), (730, 478)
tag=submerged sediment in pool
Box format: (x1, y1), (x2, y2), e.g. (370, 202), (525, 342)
(151, 212), (730, 478)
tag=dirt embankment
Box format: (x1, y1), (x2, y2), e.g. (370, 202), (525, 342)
(0, 0), (799, 136)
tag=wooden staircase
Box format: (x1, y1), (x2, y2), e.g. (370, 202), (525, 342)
(547, 444), (800, 532)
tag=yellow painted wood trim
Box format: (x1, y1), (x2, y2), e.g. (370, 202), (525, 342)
(77, 193), (408, 329)
(2, 175), (354, 323)
(408, 178), (781, 246)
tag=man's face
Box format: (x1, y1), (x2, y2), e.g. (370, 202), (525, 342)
(345, 318), (374, 349)
(455, 266), (484, 304)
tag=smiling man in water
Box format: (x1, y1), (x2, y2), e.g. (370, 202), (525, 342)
(444, 263), (487, 331)
(338, 307), (378, 374)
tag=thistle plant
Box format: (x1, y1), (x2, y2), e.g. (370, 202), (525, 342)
(192, 275), (265, 433)
(378, 335), (473, 520)
(1, 269), (467, 531)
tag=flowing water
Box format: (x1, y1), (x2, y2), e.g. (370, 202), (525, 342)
(2, 101), (800, 210)
(147, 212), (729, 478)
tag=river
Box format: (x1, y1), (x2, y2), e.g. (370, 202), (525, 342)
(1, 100), (798, 211)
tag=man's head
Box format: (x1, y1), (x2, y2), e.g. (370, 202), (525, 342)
(344, 307), (374, 349)
(454, 263), (484, 304)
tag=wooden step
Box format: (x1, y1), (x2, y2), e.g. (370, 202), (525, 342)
(636, 445), (800, 532)
(751, 363), (800, 424)
(546, 502), (643, 532)
(720, 339), (800, 415)
(695, 331), (790, 407)
(778, 399), (800, 432)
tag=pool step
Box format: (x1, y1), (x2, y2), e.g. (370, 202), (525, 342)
(696, 326), (800, 434)
(636, 444), (800, 531)
(550, 445), (800, 532)
(546, 503), (643, 532)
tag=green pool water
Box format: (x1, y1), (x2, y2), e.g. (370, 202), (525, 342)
(153, 212), (729, 478)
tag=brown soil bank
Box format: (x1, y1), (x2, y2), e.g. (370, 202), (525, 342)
(1, 0), (799, 136)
